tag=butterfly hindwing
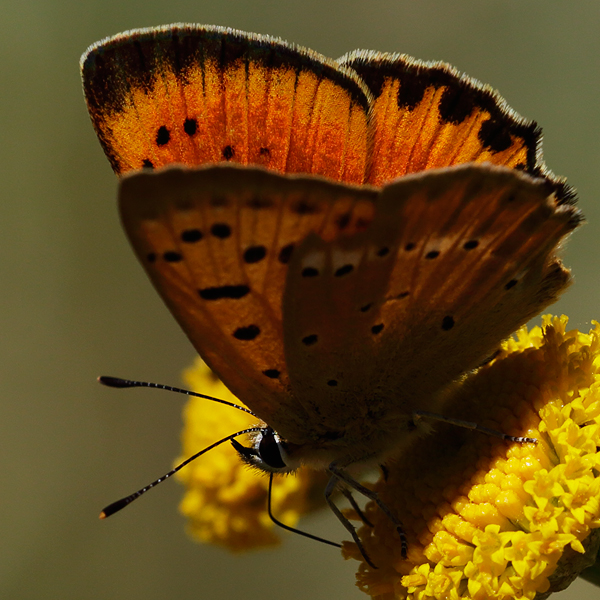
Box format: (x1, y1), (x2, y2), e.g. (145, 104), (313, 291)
(82, 25), (372, 183)
(282, 164), (580, 455)
(118, 164), (377, 432)
(373, 165), (579, 394)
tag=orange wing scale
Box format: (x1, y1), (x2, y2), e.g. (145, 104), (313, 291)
(82, 26), (371, 183)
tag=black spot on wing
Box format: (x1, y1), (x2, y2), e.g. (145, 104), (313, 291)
(181, 229), (203, 243)
(243, 245), (267, 264)
(334, 264), (354, 277)
(302, 267), (319, 277)
(335, 212), (351, 230)
(233, 325), (260, 340)
(262, 369), (280, 379)
(222, 145), (234, 160)
(302, 334), (318, 346)
(292, 200), (320, 215)
(156, 125), (170, 146)
(211, 223), (231, 238)
(163, 251), (182, 262)
(425, 250), (440, 259)
(441, 316), (455, 330)
(183, 118), (197, 136)
(371, 323), (384, 335)
(199, 285), (250, 300)
(278, 244), (294, 264)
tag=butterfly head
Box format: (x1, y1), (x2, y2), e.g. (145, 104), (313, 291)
(231, 427), (298, 474)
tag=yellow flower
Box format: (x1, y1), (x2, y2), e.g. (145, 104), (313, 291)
(175, 358), (328, 551)
(349, 316), (600, 599)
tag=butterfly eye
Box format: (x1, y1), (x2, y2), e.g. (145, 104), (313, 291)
(257, 429), (288, 471)
(230, 428), (290, 473)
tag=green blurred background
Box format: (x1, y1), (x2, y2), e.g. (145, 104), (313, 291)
(2, 1), (599, 598)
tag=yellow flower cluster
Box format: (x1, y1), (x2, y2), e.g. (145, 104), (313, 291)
(176, 358), (328, 551)
(350, 316), (600, 599)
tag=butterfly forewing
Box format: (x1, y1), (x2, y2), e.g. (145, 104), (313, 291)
(282, 164), (580, 457)
(338, 51), (551, 188)
(82, 25), (371, 182)
(118, 164), (378, 433)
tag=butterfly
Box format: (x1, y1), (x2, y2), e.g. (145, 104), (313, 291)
(81, 24), (581, 557)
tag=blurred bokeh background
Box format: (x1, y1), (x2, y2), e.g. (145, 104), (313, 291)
(2, 1), (599, 598)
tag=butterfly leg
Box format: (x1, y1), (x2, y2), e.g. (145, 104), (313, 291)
(340, 487), (373, 527)
(328, 464), (408, 558)
(266, 473), (342, 549)
(324, 474), (377, 569)
(413, 410), (537, 444)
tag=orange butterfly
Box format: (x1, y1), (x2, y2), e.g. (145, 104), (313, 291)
(81, 25), (580, 558)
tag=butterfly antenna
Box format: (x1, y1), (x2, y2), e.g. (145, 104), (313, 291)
(266, 473), (342, 549)
(98, 375), (257, 416)
(99, 427), (263, 519)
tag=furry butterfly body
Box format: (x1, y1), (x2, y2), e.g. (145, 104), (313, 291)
(83, 25), (581, 511)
